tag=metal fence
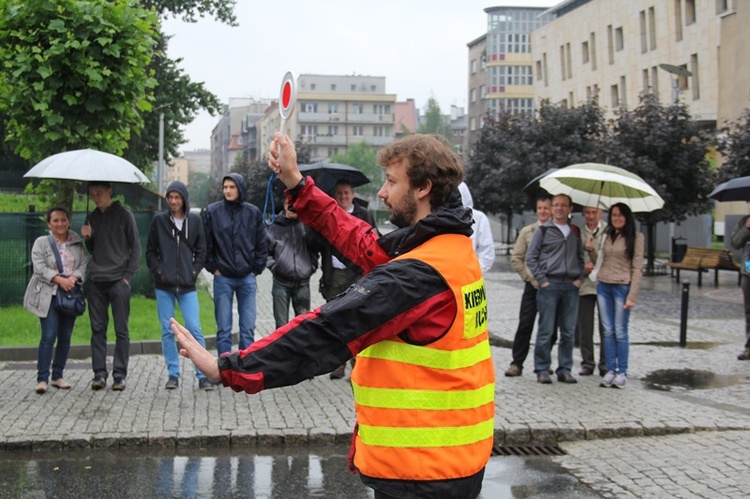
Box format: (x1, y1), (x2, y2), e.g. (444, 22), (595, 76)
(0, 211), (154, 307)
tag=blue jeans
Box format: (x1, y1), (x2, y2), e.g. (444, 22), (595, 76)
(156, 289), (206, 379)
(534, 281), (579, 374)
(597, 282), (631, 374)
(213, 274), (256, 355)
(37, 298), (76, 383)
(271, 279), (311, 329)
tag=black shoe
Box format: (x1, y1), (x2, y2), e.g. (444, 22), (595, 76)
(557, 372), (578, 384)
(112, 378), (126, 391)
(579, 367), (594, 376)
(165, 376), (179, 390)
(91, 376), (106, 390)
(329, 365), (345, 379)
(536, 372), (552, 384)
(737, 349), (750, 361)
(199, 378), (217, 390)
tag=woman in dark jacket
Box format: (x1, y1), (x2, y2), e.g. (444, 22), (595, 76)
(146, 181), (213, 390)
(24, 207), (88, 394)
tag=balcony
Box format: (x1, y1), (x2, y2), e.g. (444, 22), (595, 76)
(363, 136), (393, 146)
(298, 112), (331, 123)
(306, 134), (347, 146)
(346, 113), (394, 124)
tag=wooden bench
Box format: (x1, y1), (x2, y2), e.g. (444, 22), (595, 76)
(663, 247), (741, 286)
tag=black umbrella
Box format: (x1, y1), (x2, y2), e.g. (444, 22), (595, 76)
(522, 168), (559, 203)
(297, 161), (370, 195)
(709, 176), (750, 202)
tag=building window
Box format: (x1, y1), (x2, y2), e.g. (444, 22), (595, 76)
(302, 103), (318, 113)
(328, 125), (339, 136)
(716, 0), (729, 14)
(311, 83), (316, 90)
(620, 76), (627, 108)
(351, 84), (356, 91)
(615, 27), (624, 51)
(301, 125), (318, 136)
(685, 0), (696, 25)
(642, 68), (650, 93)
(690, 54), (700, 100)
(639, 11), (647, 54)
(352, 125), (363, 136)
(328, 103), (338, 114)
(470, 117), (476, 131)
(648, 7), (657, 50)
(582, 41), (590, 64)
(371, 85), (376, 92)
(586, 86), (592, 101)
(328, 147), (338, 156)
(651, 66), (660, 98)
(675, 0), (683, 41)
(480, 85), (486, 99)
(543, 53), (549, 87)
(373, 104), (390, 114)
(471, 88), (477, 103)
(611, 84), (619, 108)
(471, 59), (477, 74)
(351, 103), (364, 114)
(590, 32), (597, 70)
(566, 43), (572, 79)
(569, 91), (574, 107)
(607, 25), (614, 64)
(560, 45), (566, 81)
(374, 126), (387, 137)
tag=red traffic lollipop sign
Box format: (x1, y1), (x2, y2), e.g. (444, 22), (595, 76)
(279, 71), (296, 124)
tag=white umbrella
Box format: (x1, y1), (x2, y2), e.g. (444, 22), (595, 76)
(24, 148), (150, 184)
(539, 163), (664, 213)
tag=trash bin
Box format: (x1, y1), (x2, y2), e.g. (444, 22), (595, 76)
(671, 237), (687, 263)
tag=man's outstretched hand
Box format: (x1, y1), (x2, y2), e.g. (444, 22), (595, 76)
(268, 132), (303, 189)
(171, 318), (221, 382)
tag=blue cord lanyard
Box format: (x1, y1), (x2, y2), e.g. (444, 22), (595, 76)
(262, 172), (276, 226)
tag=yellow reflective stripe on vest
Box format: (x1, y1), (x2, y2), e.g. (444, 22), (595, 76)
(352, 382), (494, 410)
(358, 418), (495, 448)
(462, 278), (488, 339)
(358, 339), (491, 370)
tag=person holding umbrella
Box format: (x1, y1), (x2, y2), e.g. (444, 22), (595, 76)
(589, 203), (644, 388)
(24, 207), (88, 393)
(81, 182), (141, 391)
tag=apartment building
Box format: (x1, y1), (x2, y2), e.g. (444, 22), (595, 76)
(466, 6), (555, 156)
(210, 98), (273, 178)
(530, 0), (743, 126)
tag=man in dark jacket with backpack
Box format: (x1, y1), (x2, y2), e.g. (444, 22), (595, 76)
(526, 193), (585, 384)
(202, 173), (268, 356)
(146, 181), (214, 390)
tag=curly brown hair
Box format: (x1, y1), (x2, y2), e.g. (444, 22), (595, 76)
(378, 134), (464, 212)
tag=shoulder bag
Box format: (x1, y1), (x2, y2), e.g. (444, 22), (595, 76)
(48, 235), (86, 317)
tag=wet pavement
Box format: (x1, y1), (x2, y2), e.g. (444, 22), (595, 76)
(1, 254), (750, 497)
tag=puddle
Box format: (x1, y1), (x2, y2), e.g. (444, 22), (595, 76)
(635, 341), (725, 350)
(642, 369), (747, 392)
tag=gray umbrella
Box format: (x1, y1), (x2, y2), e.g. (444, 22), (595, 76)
(708, 176), (750, 202)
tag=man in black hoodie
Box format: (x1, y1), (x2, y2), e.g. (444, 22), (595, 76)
(202, 173), (268, 356)
(146, 181), (214, 390)
(81, 181), (141, 391)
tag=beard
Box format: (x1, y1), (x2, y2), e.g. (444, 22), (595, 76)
(388, 192), (418, 228)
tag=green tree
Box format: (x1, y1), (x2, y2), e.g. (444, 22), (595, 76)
(717, 106), (750, 181)
(187, 170), (212, 209)
(417, 96), (451, 141)
(330, 141), (381, 201)
(0, 0), (158, 211)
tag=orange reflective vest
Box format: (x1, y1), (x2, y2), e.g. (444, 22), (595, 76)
(350, 233), (495, 481)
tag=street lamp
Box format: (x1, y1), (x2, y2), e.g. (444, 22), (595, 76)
(158, 111), (164, 211)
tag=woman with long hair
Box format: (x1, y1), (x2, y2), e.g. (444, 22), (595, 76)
(23, 207), (88, 394)
(590, 202), (644, 389)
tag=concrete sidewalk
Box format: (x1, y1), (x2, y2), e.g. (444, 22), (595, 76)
(2, 257), (749, 497)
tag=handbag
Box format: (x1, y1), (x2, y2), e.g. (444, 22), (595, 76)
(48, 235), (86, 317)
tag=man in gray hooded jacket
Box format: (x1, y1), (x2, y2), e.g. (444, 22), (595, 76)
(202, 173), (268, 356)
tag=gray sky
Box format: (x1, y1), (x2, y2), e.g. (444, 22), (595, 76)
(163, 0), (558, 152)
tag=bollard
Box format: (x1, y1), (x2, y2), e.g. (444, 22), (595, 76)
(679, 279), (689, 347)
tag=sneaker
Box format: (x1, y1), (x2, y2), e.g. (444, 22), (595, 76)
(504, 364), (522, 377)
(329, 365), (346, 380)
(91, 376), (106, 390)
(737, 349), (750, 361)
(51, 378), (71, 389)
(600, 371), (616, 388)
(557, 372), (578, 384)
(112, 378), (126, 391)
(536, 372), (552, 384)
(165, 376), (179, 390)
(612, 373), (627, 389)
(35, 381), (48, 394)
(199, 378), (217, 390)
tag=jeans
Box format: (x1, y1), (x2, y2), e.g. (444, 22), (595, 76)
(37, 297), (76, 383)
(213, 273), (256, 355)
(156, 289), (206, 379)
(271, 278), (311, 329)
(577, 294), (606, 371)
(89, 280), (131, 380)
(597, 282), (631, 374)
(534, 281), (579, 374)
(742, 275), (750, 349)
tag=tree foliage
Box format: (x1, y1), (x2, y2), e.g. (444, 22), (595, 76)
(330, 141), (381, 200)
(141, 0), (237, 24)
(0, 0), (158, 161)
(607, 93), (713, 223)
(417, 96), (452, 141)
(466, 99), (607, 217)
(717, 106), (750, 181)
